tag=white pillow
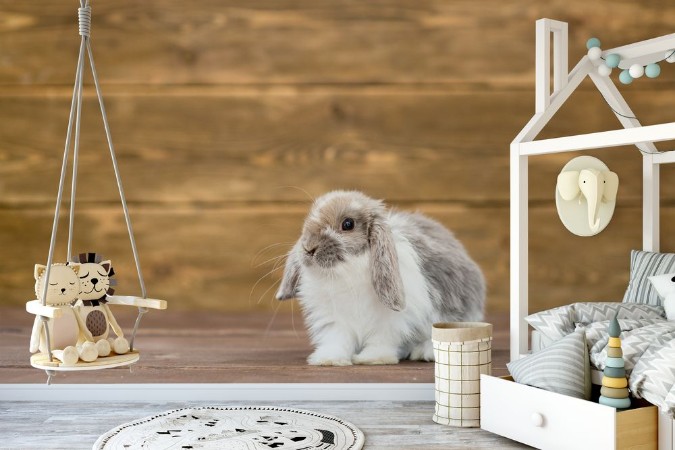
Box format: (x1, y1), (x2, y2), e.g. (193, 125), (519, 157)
(649, 272), (675, 299)
(664, 293), (675, 321)
(648, 273), (675, 320)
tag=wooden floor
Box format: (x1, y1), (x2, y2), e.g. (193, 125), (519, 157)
(0, 307), (509, 383)
(0, 308), (525, 448)
(0, 400), (529, 449)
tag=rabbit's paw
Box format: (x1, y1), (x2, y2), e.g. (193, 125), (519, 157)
(352, 347), (399, 365)
(307, 350), (353, 366)
(409, 340), (434, 361)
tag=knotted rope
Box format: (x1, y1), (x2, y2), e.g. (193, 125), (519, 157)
(78, 6), (91, 37)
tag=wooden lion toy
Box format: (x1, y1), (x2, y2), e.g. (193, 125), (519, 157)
(71, 253), (130, 355)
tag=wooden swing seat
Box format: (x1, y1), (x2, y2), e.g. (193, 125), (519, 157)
(27, 295), (166, 372)
(30, 351), (140, 372)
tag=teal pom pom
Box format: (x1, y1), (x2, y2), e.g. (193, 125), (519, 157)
(646, 63), (661, 78)
(619, 70), (633, 85)
(605, 53), (621, 68)
(586, 37), (601, 49)
(609, 315), (621, 337)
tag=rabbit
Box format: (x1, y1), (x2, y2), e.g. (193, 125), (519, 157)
(275, 190), (485, 366)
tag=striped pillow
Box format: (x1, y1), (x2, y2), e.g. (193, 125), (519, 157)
(524, 305), (574, 341)
(573, 302), (665, 325)
(623, 250), (675, 305)
(507, 330), (591, 400)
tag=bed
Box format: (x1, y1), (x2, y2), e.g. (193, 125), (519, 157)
(511, 19), (675, 449)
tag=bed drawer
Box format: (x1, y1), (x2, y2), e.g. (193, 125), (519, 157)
(480, 375), (657, 450)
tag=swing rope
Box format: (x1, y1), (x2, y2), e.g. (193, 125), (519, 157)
(39, 0), (148, 362)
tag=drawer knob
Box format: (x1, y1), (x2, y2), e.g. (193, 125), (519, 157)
(530, 412), (544, 427)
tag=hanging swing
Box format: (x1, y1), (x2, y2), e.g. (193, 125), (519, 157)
(25, 0), (167, 384)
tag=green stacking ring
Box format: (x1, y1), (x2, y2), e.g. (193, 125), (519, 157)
(603, 367), (626, 378)
(601, 386), (629, 398)
(607, 347), (623, 358)
(599, 396), (631, 409)
(605, 357), (625, 368)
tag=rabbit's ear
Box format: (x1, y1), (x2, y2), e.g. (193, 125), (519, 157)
(369, 215), (405, 311)
(275, 241), (302, 301)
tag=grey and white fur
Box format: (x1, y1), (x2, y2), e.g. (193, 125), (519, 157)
(276, 190), (485, 365)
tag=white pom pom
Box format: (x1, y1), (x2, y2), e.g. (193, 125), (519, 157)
(61, 346), (79, 365)
(598, 65), (612, 76)
(666, 50), (675, 63)
(629, 64), (644, 78)
(113, 336), (130, 354)
(78, 341), (98, 362)
(96, 339), (111, 357)
(587, 47), (602, 61)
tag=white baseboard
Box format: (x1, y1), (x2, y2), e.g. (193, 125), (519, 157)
(0, 383), (435, 402)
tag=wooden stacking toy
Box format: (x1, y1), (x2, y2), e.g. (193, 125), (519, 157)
(598, 315), (631, 409)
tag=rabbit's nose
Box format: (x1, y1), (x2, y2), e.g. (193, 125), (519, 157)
(91, 278), (99, 285)
(304, 246), (317, 256)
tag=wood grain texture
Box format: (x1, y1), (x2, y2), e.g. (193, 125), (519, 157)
(2, 91), (675, 205)
(0, 400), (528, 449)
(1, 0), (675, 86)
(3, 0), (675, 318)
(2, 204), (675, 313)
(0, 308), (511, 384)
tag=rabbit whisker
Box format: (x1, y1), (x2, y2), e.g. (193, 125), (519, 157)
(251, 242), (294, 266)
(249, 265), (284, 305)
(275, 185), (315, 203)
(291, 298), (299, 339)
(264, 299), (284, 336)
(256, 276), (282, 305)
(252, 253), (287, 269)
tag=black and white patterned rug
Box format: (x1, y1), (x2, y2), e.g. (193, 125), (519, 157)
(93, 406), (365, 450)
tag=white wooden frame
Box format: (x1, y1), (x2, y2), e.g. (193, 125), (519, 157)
(510, 17), (675, 360)
(0, 383), (435, 402)
(512, 19), (675, 449)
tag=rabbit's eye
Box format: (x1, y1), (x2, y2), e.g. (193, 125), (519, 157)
(341, 218), (355, 231)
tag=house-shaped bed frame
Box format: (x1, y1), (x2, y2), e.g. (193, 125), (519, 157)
(511, 19), (675, 361)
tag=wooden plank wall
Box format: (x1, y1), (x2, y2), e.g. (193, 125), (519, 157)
(2, 1), (675, 314)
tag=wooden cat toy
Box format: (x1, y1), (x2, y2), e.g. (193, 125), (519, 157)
(30, 263), (100, 365)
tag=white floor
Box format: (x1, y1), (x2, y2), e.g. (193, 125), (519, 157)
(0, 401), (529, 449)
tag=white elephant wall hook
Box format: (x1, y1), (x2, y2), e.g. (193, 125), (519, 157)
(555, 156), (619, 236)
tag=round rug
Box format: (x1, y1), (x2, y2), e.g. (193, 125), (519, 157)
(93, 406), (365, 450)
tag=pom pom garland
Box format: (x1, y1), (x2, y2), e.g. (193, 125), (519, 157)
(586, 37), (601, 49)
(605, 53), (621, 68)
(587, 47), (602, 61)
(619, 70), (633, 85)
(597, 65), (612, 77)
(587, 37), (672, 84)
(629, 64), (644, 78)
(645, 63), (661, 78)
